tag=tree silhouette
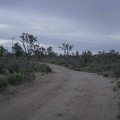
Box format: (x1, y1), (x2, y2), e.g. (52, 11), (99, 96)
(47, 46), (52, 56)
(20, 33), (37, 64)
(0, 46), (8, 57)
(12, 42), (23, 58)
(58, 43), (74, 56)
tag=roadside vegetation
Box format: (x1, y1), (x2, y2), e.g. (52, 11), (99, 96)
(43, 49), (120, 79)
(1, 33), (120, 91)
(0, 33), (52, 91)
(0, 57), (51, 88)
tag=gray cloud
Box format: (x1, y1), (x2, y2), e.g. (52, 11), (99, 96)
(0, 0), (120, 53)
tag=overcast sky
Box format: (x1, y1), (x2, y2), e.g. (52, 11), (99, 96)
(0, 0), (120, 53)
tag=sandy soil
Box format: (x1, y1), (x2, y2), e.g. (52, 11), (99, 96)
(0, 64), (118, 120)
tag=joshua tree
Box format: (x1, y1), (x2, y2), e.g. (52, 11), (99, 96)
(58, 43), (74, 56)
(20, 33), (37, 64)
(12, 42), (23, 58)
(76, 50), (79, 61)
(0, 45), (8, 57)
(47, 46), (52, 56)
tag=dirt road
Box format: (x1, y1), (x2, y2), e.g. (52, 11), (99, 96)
(0, 64), (118, 120)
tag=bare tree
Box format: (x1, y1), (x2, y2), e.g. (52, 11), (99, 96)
(58, 43), (74, 56)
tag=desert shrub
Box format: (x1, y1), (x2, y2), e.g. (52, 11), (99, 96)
(0, 63), (5, 73)
(32, 63), (41, 72)
(69, 65), (81, 71)
(117, 114), (120, 119)
(64, 64), (69, 67)
(25, 62), (52, 73)
(83, 67), (93, 72)
(49, 60), (56, 64)
(8, 63), (19, 74)
(0, 77), (8, 89)
(40, 64), (52, 73)
(80, 63), (86, 68)
(113, 69), (120, 78)
(25, 66), (33, 73)
(59, 61), (66, 65)
(96, 68), (103, 72)
(51, 60), (56, 64)
(23, 73), (35, 82)
(101, 65), (111, 72)
(45, 65), (52, 73)
(2, 68), (9, 75)
(117, 82), (120, 88)
(8, 74), (22, 85)
(103, 72), (109, 77)
(113, 87), (117, 91)
(97, 72), (102, 75)
(71, 67), (81, 71)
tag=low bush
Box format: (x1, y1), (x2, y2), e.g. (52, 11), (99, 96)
(8, 63), (19, 74)
(113, 87), (117, 91)
(0, 77), (8, 89)
(113, 69), (120, 78)
(103, 72), (109, 77)
(70, 67), (81, 71)
(41, 64), (52, 73)
(25, 62), (52, 73)
(45, 65), (52, 73)
(117, 114), (120, 119)
(23, 73), (35, 82)
(96, 68), (103, 72)
(117, 82), (120, 88)
(0, 63), (5, 73)
(83, 67), (92, 72)
(0, 57), (52, 89)
(51, 60), (56, 64)
(8, 74), (22, 85)
(2, 68), (9, 75)
(64, 64), (69, 67)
